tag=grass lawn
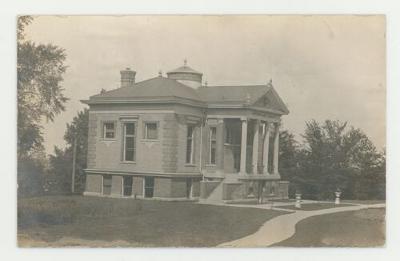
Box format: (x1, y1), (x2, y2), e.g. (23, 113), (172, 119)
(278, 203), (354, 211)
(18, 195), (285, 247)
(274, 208), (385, 247)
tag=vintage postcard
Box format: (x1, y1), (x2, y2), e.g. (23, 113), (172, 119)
(17, 15), (385, 247)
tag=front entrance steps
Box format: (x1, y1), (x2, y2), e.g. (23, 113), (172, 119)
(199, 173), (289, 204)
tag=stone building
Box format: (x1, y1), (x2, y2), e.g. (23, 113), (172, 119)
(82, 61), (289, 202)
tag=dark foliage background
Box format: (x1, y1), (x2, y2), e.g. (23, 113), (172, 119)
(47, 109), (89, 193)
(279, 120), (385, 200)
(17, 16), (68, 197)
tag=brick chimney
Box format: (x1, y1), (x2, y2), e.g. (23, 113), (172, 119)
(120, 68), (136, 88)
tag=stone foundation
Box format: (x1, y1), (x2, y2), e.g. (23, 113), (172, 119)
(84, 173), (201, 200)
(199, 180), (220, 199)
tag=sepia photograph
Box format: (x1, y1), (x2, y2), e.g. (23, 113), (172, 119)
(16, 15), (386, 248)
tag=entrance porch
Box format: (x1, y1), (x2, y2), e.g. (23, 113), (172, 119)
(200, 116), (289, 202)
(203, 116), (281, 178)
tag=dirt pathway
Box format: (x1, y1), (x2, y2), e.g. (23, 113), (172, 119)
(218, 203), (385, 247)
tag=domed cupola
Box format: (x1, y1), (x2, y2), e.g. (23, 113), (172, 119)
(167, 59), (203, 89)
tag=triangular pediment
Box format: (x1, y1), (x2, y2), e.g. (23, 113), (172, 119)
(252, 87), (289, 114)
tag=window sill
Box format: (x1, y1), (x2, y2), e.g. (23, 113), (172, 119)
(224, 143), (240, 146)
(141, 139), (160, 142)
(184, 163), (197, 167)
(205, 164), (217, 167)
(121, 161), (136, 164)
(100, 138), (117, 142)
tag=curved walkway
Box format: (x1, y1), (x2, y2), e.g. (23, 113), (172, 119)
(218, 203), (385, 247)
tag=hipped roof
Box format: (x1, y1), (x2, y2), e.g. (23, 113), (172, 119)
(85, 76), (289, 115)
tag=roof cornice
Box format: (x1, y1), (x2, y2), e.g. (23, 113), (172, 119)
(82, 98), (288, 115)
(248, 106), (289, 115)
(83, 96), (207, 108)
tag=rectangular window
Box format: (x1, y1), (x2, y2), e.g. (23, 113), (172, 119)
(144, 177), (155, 198)
(270, 185), (276, 195)
(123, 176), (133, 196)
(209, 127), (217, 165)
(144, 122), (158, 139)
(102, 175), (112, 195)
(103, 122), (115, 139)
(123, 122), (136, 162)
(186, 126), (194, 164)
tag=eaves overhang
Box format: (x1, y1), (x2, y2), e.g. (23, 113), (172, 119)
(206, 103), (288, 115)
(81, 96), (207, 108)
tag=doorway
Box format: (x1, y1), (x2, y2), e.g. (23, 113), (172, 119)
(144, 177), (154, 198)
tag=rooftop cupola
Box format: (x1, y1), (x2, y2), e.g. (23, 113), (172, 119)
(167, 59), (203, 89)
(120, 67), (136, 88)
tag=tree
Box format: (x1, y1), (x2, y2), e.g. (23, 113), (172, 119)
(17, 16), (68, 159)
(17, 16), (68, 196)
(344, 129), (386, 199)
(278, 130), (299, 197)
(48, 109), (89, 193)
(288, 120), (386, 200)
(17, 149), (48, 197)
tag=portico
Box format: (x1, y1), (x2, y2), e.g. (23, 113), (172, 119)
(203, 116), (281, 178)
(200, 113), (286, 203)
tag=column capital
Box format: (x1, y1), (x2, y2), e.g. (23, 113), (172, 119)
(264, 121), (273, 130)
(216, 118), (224, 124)
(240, 117), (248, 122)
(206, 118), (218, 125)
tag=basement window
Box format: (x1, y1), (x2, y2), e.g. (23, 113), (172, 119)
(144, 176), (155, 198)
(270, 186), (276, 195)
(102, 175), (112, 195)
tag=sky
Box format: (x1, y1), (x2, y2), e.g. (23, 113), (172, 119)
(24, 15), (386, 154)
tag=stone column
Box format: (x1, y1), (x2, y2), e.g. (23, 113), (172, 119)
(262, 122), (271, 174)
(273, 122), (280, 174)
(252, 120), (260, 174)
(216, 119), (225, 173)
(240, 118), (248, 174)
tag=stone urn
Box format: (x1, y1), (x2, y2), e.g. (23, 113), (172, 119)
(295, 193), (302, 208)
(335, 191), (342, 205)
